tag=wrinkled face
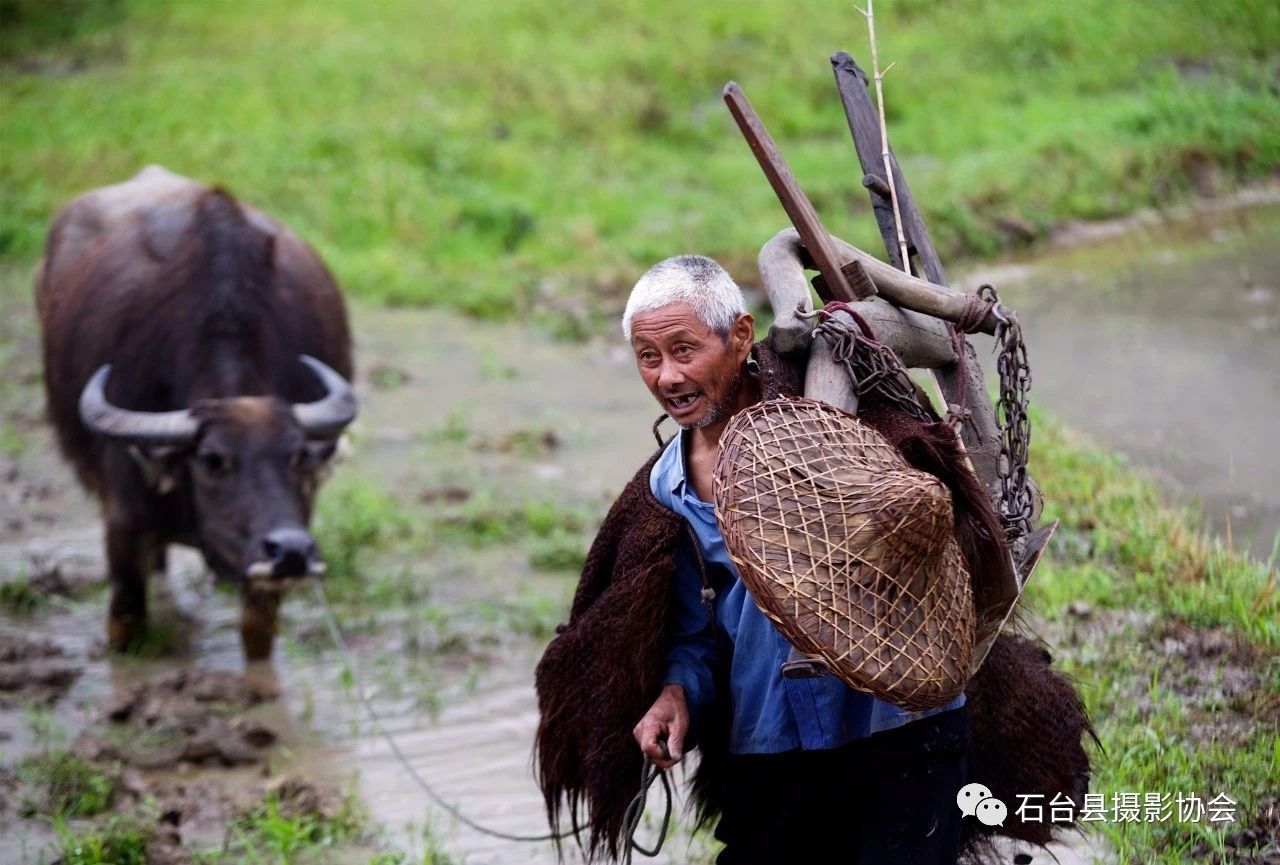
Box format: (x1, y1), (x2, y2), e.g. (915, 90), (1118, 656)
(630, 301), (755, 430)
(184, 397), (336, 589)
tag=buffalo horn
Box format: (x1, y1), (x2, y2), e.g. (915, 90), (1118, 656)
(78, 365), (199, 445)
(293, 355), (357, 438)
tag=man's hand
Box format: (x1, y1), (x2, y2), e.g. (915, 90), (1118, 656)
(633, 683), (689, 769)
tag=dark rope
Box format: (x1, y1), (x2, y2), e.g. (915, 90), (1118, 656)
(652, 413), (670, 448)
(312, 583), (568, 842)
(621, 762), (674, 865)
(954, 289), (998, 335)
(948, 287), (1008, 431)
(311, 582), (673, 855)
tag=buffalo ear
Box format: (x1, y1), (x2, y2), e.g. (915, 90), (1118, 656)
(306, 439), (339, 464)
(302, 438), (343, 490)
(128, 445), (187, 494)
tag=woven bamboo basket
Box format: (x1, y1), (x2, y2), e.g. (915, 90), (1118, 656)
(713, 397), (973, 712)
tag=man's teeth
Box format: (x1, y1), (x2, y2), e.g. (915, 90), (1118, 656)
(669, 394), (698, 408)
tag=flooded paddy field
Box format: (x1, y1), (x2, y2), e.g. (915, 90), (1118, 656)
(964, 197), (1280, 561)
(0, 288), (690, 862)
(1, 197), (1276, 864)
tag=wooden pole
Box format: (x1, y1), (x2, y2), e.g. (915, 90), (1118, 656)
(830, 52), (1004, 484)
(722, 81), (871, 304)
(856, 0), (911, 273)
(830, 47), (1026, 641)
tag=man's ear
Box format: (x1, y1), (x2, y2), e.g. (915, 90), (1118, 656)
(128, 445), (188, 494)
(732, 312), (756, 359)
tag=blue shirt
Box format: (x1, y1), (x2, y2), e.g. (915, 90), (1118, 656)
(651, 429), (964, 755)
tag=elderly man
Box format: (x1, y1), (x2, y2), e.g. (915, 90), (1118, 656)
(627, 254), (969, 864)
(534, 255), (1090, 864)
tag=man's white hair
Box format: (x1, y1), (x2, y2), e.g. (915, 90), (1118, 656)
(622, 255), (747, 343)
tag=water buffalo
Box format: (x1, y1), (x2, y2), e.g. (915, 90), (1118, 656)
(36, 165), (357, 659)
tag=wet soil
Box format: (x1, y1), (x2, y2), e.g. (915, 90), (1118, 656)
(75, 668), (279, 769)
(0, 629), (81, 705)
(0, 290), (668, 862)
(1198, 795), (1280, 865)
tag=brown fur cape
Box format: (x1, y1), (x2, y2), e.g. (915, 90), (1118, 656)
(534, 341), (1092, 861)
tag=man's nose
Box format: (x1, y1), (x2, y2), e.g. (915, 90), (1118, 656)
(656, 357), (685, 390)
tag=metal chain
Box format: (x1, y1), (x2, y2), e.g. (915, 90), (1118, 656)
(981, 285), (1034, 540)
(803, 305), (934, 424)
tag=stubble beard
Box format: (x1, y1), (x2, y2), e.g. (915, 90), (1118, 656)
(680, 364), (743, 431)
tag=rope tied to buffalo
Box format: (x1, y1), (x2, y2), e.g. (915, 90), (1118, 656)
(621, 761), (673, 865)
(309, 581), (672, 856)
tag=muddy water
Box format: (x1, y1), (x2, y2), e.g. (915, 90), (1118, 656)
(0, 311), (684, 863)
(278, 309), (700, 862)
(3, 200), (1275, 865)
(960, 199), (1280, 561)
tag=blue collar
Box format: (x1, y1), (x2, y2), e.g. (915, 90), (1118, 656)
(668, 429), (689, 497)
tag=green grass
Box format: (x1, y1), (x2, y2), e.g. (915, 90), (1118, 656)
(435, 492), (593, 573)
(222, 793), (364, 864)
(0, 0), (126, 64)
(54, 815), (150, 865)
(0, 418), (26, 454)
(313, 475), (415, 587)
(528, 528), (589, 573)
(48, 786), (376, 865)
(2, 0), (1276, 326)
(18, 704), (100, 830)
(470, 589), (566, 641)
(15, 748), (117, 819)
(306, 468), (588, 653)
(366, 828), (460, 865)
(1030, 419), (1278, 647)
(0, 572), (47, 614)
(434, 493), (589, 546)
(1025, 417), (1278, 863)
(118, 617), (189, 658)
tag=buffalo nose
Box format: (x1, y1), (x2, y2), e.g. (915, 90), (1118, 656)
(262, 527), (317, 577)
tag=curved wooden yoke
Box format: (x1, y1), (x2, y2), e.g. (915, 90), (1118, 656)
(726, 60), (1058, 673)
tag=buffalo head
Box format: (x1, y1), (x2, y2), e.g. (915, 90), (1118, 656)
(78, 355), (356, 590)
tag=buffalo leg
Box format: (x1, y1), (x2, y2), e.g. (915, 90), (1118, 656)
(241, 589), (280, 661)
(106, 521), (151, 651)
(151, 544), (167, 575)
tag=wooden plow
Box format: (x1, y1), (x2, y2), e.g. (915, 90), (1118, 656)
(724, 53), (1057, 672)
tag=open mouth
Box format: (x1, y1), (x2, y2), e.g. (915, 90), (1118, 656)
(664, 391), (702, 415)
